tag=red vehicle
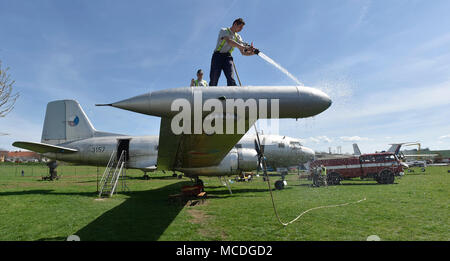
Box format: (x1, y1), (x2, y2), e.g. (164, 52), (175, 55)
(310, 152), (404, 185)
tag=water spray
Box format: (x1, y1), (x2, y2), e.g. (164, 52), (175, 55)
(231, 46), (364, 226)
(257, 51), (303, 86)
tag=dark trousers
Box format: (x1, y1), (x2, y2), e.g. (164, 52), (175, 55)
(209, 52), (237, 86)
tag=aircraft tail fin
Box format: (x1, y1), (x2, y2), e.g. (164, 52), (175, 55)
(352, 143), (361, 155)
(41, 100), (96, 145)
(387, 144), (402, 155)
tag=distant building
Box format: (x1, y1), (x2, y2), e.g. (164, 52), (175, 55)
(401, 148), (450, 163)
(6, 151), (41, 163)
(0, 151), (8, 162)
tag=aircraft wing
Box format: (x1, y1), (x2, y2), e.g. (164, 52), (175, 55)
(403, 154), (438, 158)
(157, 116), (250, 170)
(12, 141), (78, 154)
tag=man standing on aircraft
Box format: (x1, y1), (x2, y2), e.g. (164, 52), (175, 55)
(209, 18), (257, 86)
(190, 69), (208, 87)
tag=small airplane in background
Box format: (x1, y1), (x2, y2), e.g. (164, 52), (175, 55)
(352, 143), (404, 156)
(237, 134), (314, 173)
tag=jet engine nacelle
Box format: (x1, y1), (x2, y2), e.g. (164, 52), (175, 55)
(179, 148), (258, 177)
(236, 148), (259, 171)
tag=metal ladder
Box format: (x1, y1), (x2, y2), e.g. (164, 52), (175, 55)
(98, 150), (128, 197)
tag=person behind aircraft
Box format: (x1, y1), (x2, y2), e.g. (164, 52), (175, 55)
(190, 69), (208, 87)
(321, 164), (328, 186)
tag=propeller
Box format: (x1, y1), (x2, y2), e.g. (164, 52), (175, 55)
(254, 138), (266, 171)
(254, 132), (268, 180)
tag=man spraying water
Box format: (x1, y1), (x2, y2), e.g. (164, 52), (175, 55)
(209, 18), (302, 87)
(209, 18), (259, 86)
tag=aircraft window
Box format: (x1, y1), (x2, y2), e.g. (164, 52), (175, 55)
(375, 155), (384, 162)
(362, 156), (375, 163)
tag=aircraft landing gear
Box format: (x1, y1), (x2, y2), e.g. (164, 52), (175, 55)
(195, 177), (204, 186)
(219, 176), (233, 194)
(43, 161), (59, 181)
(275, 180), (285, 190)
(274, 171), (288, 190)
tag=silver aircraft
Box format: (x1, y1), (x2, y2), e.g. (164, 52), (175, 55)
(14, 85), (331, 183)
(237, 134), (314, 170)
(99, 86), (331, 183)
(13, 99), (316, 177)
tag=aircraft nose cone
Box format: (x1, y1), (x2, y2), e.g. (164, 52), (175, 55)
(302, 147), (315, 159)
(295, 87), (332, 118)
(109, 93), (151, 115)
(311, 88), (332, 115)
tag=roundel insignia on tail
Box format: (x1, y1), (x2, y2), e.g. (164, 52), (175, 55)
(68, 116), (79, 127)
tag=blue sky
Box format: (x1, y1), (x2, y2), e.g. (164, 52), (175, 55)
(1, 0), (449, 153)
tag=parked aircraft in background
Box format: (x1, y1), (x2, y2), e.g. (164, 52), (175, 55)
(352, 143), (438, 169)
(237, 134), (314, 171)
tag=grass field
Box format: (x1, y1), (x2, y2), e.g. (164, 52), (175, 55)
(0, 163), (448, 241)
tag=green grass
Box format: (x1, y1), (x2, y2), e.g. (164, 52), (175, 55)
(0, 163), (449, 241)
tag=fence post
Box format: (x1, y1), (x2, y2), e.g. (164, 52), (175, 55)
(96, 166), (99, 193)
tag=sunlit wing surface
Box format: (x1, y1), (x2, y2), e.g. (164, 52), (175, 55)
(157, 116), (250, 170)
(12, 141), (78, 154)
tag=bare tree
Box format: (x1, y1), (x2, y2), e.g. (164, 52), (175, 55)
(0, 60), (19, 117)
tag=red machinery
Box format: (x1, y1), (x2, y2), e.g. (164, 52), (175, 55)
(310, 152), (404, 185)
(181, 185), (204, 197)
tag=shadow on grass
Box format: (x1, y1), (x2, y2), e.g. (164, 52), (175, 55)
(0, 190), (97, 197)
(0, 181), (191, 241)
(126, 175), (180, 181)
(340, 181), (399, 186)
(292, 182), (398, 187)
(37, 236), (67, 241)
(1, 180), (279, 241)
(75, 181), (191, 241)
(206, 187), (291, 199)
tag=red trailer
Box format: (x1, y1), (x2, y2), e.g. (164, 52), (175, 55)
(310, 152), (404, 185)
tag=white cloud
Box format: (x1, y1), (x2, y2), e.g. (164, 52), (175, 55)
(0, 113), (42, 151)
(322, 80), (450, 123)
(340, 136), (369, 142)
(415, 33), (450, 53)
(307, 136), (333, 143)
(439, 134), (450, 140)
(350, 0), (371, 30)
